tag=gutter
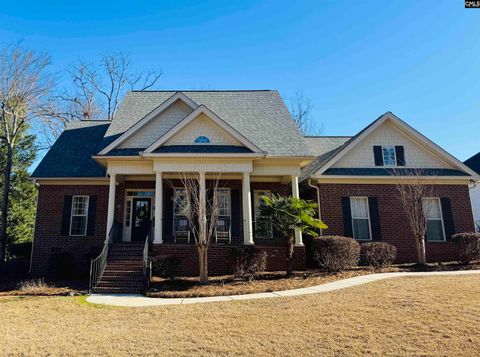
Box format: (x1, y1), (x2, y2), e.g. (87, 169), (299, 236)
(307, 179), (323, 236)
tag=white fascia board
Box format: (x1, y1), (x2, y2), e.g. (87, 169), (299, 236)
(98, 92), (198, 155)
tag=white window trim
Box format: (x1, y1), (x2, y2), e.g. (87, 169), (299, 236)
(253, 190), (273, 239)
(350, 196), (372, 241)
(381, 146), (397, 167)
(69, 195), (89, 237)
(422, 197), (446, 242)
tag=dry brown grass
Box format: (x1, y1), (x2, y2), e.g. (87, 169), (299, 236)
(1, 275), (479, 356)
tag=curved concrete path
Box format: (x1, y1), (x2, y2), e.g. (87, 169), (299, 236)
(87, 270), (480, 307)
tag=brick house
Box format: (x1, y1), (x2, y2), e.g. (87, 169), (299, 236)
(30, 91), (478, 292)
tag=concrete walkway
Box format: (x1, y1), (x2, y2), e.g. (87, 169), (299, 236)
(86, 270), (480, 307)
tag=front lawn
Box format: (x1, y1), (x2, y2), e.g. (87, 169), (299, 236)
(1, 275), (479, 356)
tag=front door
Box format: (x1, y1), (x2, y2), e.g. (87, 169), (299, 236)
(131, 198), (151, 242)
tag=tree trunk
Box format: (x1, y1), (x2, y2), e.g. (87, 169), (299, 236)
(198, 245), (209, 284)
(0, 144), (13, 264)
(286, 232), (295, 277)
(416, 236), (427, 265)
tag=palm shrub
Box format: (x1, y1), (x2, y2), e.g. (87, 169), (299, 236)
(260, 194), (327, 277)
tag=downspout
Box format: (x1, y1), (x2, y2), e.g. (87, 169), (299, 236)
(307, 179), (323, 236)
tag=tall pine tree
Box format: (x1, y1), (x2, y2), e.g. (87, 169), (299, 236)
(0, 130), (37, 248)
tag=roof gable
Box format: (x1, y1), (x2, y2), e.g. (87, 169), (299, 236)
(102, 90), (311, 157)
(144, 105), (263, 154)
(99, 92), (197, 155)
(303, 112), (478, 179)
(465, 152), (480, 175)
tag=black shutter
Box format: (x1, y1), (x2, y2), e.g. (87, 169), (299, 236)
(341, 197), (353, 237)
(441, 197), (455, 240)
(231, 189), (241, 239)
(368, 197), (382, 240)
(373, 146), (383, 166)
(395, 146), (406, 166)
(86, 195), (97, 236)
(61, 196), (73, 236)
(164, 188), (174, 238)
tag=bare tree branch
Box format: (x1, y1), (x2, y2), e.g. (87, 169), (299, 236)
(289, 90), (323, 136)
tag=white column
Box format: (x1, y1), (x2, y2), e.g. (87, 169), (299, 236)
(106, 173), (116, 238)
(154, 171), (163, 244)
(199, 171), (207, 238)
(291, 175), (304, 246)
(242, 172), (254, 245)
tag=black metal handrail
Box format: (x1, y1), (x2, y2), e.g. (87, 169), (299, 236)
(89, 224), (118, 293)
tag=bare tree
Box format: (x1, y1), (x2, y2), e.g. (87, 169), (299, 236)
(42, 52), (162, 143)
(176, 174), (221, 284)
(0, 44), (54, 263)
(393, 169), (436, 265)
(289, 90), (322, 136)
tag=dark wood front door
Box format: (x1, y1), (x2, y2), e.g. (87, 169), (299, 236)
(131, 198), (151, 242)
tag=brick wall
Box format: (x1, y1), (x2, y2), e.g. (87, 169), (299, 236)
(30, 185), (109, 276)
(150, 244), (305, 275)
(313, 183), (474, 263)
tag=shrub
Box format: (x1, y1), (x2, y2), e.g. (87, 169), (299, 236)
(229, 246), (267, 281)
(8, 242), (32, 260)
(312, 236), (360, 272)
(47, 252), (76, 280)
(361, 242), (397, 268)
(18, 278), (53, 292)
(152, 257), (182, 280)
(451, 233), (480, 264)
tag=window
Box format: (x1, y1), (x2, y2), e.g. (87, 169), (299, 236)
(423, 198), (445, 242)
(70, 196), (89, 236)
(125, 200), (132, 228)
(173, 188), (189, 216)
(382, 146), (396, 166)
(194, 136), (211, 144)
(350, 197), (371, 240)
(254, 190), (273, 238)
(215, 188), (231, 241)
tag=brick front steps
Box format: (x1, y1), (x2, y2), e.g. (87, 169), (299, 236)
(91, 242), (148, 294)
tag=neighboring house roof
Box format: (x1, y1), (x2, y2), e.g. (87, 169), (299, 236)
(102, 90), (310, 157)
(465, 152), (480, 175)
(301, 112), (478, 181)
(32, 121), (110, 178)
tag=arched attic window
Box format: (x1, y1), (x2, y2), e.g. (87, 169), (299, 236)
(194, 136), (211, 144)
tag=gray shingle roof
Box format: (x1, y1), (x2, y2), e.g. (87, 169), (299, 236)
(32, 121), (110, 178)
(465, 152), (480, 175)
(105, 90), (310, 157)
(300, 136), (351, 181)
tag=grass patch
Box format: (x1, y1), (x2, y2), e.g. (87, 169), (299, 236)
(0, 275), (479, 356)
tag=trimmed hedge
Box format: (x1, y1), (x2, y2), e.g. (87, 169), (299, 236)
(451, 232), (480, 264)
(152, 257), (182, 280)
(361, 242), (397, 268)
(229, 246), (267, 281)
(312, 236), (360, 272)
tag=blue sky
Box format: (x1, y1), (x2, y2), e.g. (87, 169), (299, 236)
(0, 0), (479, 161)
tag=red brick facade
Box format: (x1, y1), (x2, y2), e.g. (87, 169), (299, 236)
(30, 181), (303, 277)
(31, 180), (474, 277)
(312, 183), (474, 263)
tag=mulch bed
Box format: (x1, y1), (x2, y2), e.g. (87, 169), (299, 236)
(146, 261), (480, 298)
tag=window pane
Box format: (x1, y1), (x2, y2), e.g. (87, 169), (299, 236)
(426, 220), (444, 241)
(174, 189), (189, 215)
(383, 147), (396, 166)
(72, 196), (88, 215)
(423, 199), (441, 219)
(353, 219), (371, 240)
(351, 197), (369, 218)
(215, 189), (231, 217)
(254, 190), (272, 238)
(71, 216), (87, 235)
